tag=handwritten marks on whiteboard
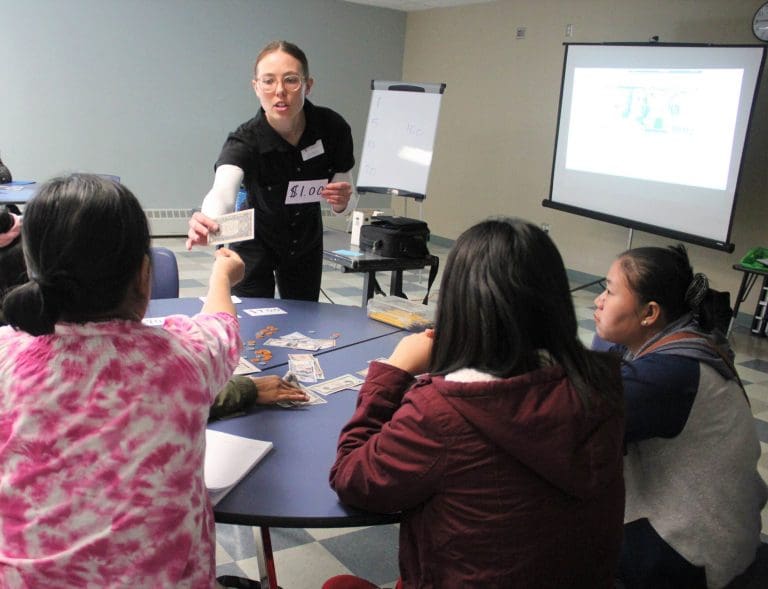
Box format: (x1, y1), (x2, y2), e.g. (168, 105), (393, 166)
(357, 82), (445, 198)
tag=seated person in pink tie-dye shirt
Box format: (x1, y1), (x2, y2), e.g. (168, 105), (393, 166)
(0, 174), (243, 588)
(0, 203), (307, 415)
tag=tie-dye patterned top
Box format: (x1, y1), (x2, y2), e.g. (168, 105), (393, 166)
(0, 312), (240, 588)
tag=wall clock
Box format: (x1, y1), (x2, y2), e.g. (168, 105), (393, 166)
(754, 1), (768, 41)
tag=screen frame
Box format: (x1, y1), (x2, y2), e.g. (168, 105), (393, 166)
(543, 42), (767, 253)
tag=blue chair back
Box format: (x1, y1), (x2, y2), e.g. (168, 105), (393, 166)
(149, 246), (179, 299)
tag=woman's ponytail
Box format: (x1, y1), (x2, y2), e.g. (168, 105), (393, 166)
(2, 279), (60, 335)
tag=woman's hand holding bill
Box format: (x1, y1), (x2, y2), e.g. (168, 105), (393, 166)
(186, 212), (219, 250)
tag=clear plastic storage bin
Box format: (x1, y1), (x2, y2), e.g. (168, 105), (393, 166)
(366, 296), (435, 331)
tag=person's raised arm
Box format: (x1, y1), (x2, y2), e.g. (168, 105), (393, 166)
(201, 247), (244, 317)
(186, 164), (244, 250)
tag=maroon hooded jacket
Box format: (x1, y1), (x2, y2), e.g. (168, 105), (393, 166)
(330, 361), (625, 589)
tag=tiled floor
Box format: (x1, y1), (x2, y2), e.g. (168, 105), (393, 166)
(153, 235), (768, 589)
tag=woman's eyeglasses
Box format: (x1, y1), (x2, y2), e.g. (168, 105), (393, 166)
(256, 75), (304, 93)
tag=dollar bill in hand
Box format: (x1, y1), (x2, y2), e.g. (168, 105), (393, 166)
(208, 209), (255, 246)
(296, 388), (327, 406)
(277, 371), (327, 407)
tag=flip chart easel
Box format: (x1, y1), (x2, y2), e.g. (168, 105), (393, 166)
(356, 80), (446, 217)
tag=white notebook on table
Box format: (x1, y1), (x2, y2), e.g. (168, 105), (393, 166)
(204, 429), (273, 506)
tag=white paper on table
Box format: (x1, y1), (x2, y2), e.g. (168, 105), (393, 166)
(243, 307), (287, 317)
(234, 357), (261, 375)
(141, 316), (166, 326)
(204, 429), (273, 505)
(198, 295), (242, 304)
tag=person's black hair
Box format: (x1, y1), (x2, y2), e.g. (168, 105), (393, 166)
(430, 217), (622, 410)
(2, 174), (150, 335)
(0, 204), (26, 304)
(618, 244), (717, 331)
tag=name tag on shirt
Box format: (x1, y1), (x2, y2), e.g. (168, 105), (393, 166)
(301, 139), (325, 161)
(285, 179), (326, 205)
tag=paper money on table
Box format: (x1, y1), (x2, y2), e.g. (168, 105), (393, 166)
(265, 331), (337, 352)
(264, 337), (320, 351)
(312, 338), (336, 350)
(208, 209), (255, 246)
(309, 373), (365, 396)
(284, 331), (335, 350)
(297, 388), (327, 406)
(288, 353), (321, 383)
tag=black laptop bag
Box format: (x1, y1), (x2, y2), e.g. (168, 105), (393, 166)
(359, 215), (430, 259)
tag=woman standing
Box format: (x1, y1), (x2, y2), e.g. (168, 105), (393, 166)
(593, 244), (767, 589)
(187, 41), (356, 301)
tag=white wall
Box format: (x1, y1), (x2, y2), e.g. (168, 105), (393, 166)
(401, 0), (768, 313)
(0, 0), (405, 209)
(3, 0), (767, 315)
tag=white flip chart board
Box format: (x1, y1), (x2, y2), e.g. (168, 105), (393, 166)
(356, 80), (446, 200)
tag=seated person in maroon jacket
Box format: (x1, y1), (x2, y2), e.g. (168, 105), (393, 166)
(324, 217), (626, 589)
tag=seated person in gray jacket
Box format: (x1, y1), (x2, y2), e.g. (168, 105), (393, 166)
(593, 244), (767, 589)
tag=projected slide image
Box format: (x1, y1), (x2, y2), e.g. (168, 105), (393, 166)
(565, 67), (743, 190)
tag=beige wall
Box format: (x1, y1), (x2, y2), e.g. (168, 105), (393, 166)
(399, 0), (768, 316)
